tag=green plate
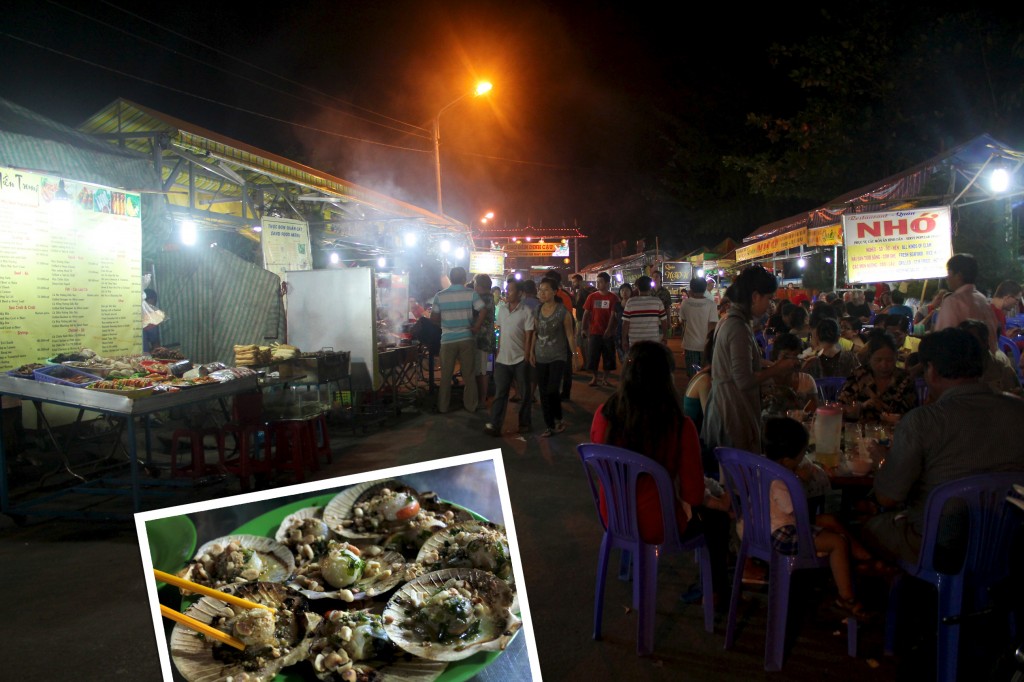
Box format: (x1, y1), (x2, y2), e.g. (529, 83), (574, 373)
(196, 492), (507, 682)
(147, 515), (197, 587)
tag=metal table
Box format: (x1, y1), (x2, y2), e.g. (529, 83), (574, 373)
(0, 374), (259, 519)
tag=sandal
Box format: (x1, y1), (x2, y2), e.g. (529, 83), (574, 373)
(601, 379), (613, 387)
(834, 597), (869, 619)
(588, 378), (599, 387)
(554, 421), (567, 434)
(540, 429), (554, 437)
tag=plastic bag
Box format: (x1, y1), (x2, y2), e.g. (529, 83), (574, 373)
(142, 299), (166, 326)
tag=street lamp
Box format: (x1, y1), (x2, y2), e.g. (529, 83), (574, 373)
(433, 81), (492, 218)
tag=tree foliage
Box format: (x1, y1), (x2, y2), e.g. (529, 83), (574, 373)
(723, 7), (1024, 203)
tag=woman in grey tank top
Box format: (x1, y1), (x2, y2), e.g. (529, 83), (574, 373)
(530, 278), (577, 436)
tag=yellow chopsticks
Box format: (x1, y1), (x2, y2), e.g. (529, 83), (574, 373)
(154, 569), (276, 614)
(160, 604), (246, 650)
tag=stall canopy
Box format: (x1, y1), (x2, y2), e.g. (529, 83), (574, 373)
(736, 134), (1024, 263)
(0, 96), (168, 256)
(78, 99), (471, 264)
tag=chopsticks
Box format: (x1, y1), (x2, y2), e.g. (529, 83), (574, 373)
(154, 569), (276, 614)
(159, 604), (246, 650)
(155, 569), (278, 651)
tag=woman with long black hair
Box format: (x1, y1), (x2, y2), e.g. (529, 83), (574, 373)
(591, 340), (729, 606)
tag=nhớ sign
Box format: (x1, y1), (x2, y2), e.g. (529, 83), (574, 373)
(842, 206), (952, 284)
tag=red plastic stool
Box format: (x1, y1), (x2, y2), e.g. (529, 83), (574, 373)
(169, 428), (222, 480)
(268, 419), (318, 483)
(219, 422), (271, 491)
(219, 392), (272, 491)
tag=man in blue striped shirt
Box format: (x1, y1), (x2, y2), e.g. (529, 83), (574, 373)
(430, 267), (484, 413)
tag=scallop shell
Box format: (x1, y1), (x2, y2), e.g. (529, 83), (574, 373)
(290, 549), (409, 601)
(275, 507), (333, 566)
(306, 609), (447, 681)
(178, 534), (295, 591)
(323, 480), (421, 541)
(415, 522), (517, 611)
(382, 568), (522, 661)
(169, 582), (314, 682)
(418, 493), (477, 523)
(274, 506), (329, 543)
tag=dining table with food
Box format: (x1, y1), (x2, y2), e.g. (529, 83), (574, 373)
(144, 462), (531, 682)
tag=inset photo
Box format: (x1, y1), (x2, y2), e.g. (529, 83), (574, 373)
(135, 450), (539, 682)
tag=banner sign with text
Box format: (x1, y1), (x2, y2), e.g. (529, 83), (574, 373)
(807, 223), (844, 247)
(842, 206), (952, 284)
(0, 166), (142, 369)
(470, 250), (505, 276)
(501, 242), (561, 257)
(261, 217), (312, 281)
(735, 228), (808, 262)
(662, 261), (693, 284)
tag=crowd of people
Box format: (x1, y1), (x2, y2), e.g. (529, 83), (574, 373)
(426, 254), (1024, 647)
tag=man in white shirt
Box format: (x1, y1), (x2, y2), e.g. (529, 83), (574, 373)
(680, 276), (718, 376)
(934, 253), (998, 351)
(485, 278), (536, 436)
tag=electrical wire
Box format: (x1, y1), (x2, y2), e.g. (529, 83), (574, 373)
(50, 0), (430, 140)
(0, 30), (433, 154)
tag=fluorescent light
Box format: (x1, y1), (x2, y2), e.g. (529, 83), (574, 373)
(990, 168), (1011, 193)
(180, 219), (197, 246)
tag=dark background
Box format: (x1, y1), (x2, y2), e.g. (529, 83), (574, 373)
(3, 1), (1023, 266)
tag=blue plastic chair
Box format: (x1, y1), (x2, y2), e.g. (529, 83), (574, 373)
(997, 335), (1023, 383)
(883, 472), (1024, 682)
(915, 376), (929, 405)
(814, 376), (847, 404)
(577, 442), (714, 655)
(716, 447), (857, 671)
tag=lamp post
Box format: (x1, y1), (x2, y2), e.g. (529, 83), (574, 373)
(433, 81), (492, 218)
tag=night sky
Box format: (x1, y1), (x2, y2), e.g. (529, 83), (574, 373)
(3, 2), (1018, 266)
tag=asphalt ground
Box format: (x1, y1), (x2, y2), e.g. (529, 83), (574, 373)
(2, 337), (1020, 680)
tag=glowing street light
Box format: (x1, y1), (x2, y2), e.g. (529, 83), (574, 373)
(990, 167), (1011, 193)
(433, 81), (493, 217)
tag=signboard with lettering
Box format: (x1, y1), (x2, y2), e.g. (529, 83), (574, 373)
(0, 166), (142, 368)
(501, 242), (560, 257)
(735, 228), (808, 262)
(470, 250), (505, 276)
(662, 261), (693, 284)
(807, 223), (844, 247)
(261, 217), (312, 281)
(842, 206), (952, 284)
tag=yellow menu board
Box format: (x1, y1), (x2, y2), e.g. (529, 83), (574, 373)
(0, 167), (142, 369)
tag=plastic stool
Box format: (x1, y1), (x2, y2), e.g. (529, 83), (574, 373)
(268, 419), (318, 483)
(219, 423), (271, 491)
(310, 412), (331, 465)
(169, 428), (222, 480)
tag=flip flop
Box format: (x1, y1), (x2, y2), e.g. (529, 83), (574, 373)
(540, 429), (554, 437)
(588, 379), (599, 387)
(554, 421), (567, 434)
(834, 597), (870, 619)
